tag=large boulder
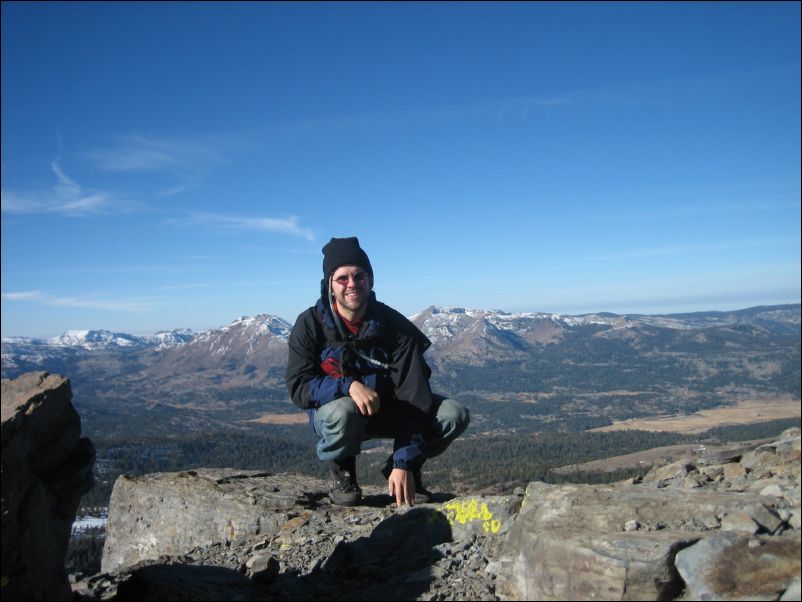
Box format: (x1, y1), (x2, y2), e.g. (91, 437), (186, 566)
(495, 429), (802, 601)
(1, 372), (95, 601)
(101, 469), (332, 573)
(101, 468), (519, 576)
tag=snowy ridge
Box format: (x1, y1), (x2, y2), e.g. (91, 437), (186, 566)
(54, 328), (199, 350)
(410, 305), (630, 343)
(411, 305), (627, 326)
(195, 315), (291, 343)
(186, 315), (292, 358)
(2, 316), (290, 357)
(141, 330), (196, 349)
(4, 304), (798, 356)
(47, 330), (142, 349)
(2, 329), (197, 352)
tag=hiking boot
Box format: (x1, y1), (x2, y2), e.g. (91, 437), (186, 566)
(381, 455), (433, 504)
(411, 468), (434, 504)
(329, 457), (362, 506)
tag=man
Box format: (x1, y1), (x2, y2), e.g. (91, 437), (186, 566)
(286, 237), (470, 506)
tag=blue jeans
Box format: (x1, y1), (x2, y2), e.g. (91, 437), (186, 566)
(313, 395), (470, 462)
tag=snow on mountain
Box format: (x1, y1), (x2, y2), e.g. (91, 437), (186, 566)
(142, 329), (197, 349)
(409, 305), (629, 345)
(4, 305), (797, 382)
(47, 330), (144, 349)
(0, 329), (197, 377)
(1, 317), (288, 382)
(218, 315), (292, 339)
(145, 314), (293, 383)
(191, 315), (291, 354)
(2, 316), (288, 361)
(33, 328), (198, 350)
(409, 306), (563, 362)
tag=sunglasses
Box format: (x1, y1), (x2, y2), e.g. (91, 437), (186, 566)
(333, 271), (369, 285)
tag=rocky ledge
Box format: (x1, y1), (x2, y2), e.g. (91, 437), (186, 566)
(1, 372), (96, 601)
(76, 427), (800, 601)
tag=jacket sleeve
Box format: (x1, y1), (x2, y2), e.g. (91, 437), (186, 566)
(388, 316), (435, 415)
(285, 310), (354, 410)
(381, 306), (436, 469)
(391, 414), (426, 470)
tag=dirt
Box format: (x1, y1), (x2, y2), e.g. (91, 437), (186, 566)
(248, 413), (309, 425)
(590, 397), (800, 434)
(556, 397), (800, 474)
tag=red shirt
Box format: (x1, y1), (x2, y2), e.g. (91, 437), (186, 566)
(335, 305), (362, 336)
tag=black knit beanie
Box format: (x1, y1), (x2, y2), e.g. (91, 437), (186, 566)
(322, 237), (373, 280)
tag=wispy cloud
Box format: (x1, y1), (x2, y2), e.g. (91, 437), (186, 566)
(1, 160), (139, 217)
(1, 291), (44, 301)
(170, 212), (315, 241)
(82, 133), (232, 199)
(85, 134), (221, 173)
(1, 290), (157, 313)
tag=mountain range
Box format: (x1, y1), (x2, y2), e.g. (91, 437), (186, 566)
(5, 303), (798, 362)
(2, 304), (799, 437)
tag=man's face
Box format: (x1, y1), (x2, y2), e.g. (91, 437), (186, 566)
(331, 265), (371, 314)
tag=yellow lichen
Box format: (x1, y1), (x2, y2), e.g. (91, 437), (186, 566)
(441, 499), (502, 534)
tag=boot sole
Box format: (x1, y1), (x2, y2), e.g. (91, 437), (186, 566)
(329, 492), (363, 506)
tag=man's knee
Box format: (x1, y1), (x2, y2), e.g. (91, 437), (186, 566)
(315, 397), (363, 435)
(436, 398), (470, 440)
(314, 397), (366, 461)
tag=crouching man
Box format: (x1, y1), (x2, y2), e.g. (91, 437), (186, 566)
(286, 236), (470, 506)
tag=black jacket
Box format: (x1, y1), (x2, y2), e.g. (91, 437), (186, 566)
(285, 289), (436, 468)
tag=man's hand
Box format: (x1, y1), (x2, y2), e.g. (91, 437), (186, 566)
(349, 381), (381, 416)
(388, 467), (415, 506)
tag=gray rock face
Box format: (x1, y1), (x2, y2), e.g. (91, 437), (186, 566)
(101, 469), (331, 573)
(495, 428), (801, 601)
(1, 372), (95, 601)
(89, 470), (510, 601)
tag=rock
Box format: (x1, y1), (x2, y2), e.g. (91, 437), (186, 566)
(245, 552), (279, 584)
(114, 561), (261, 601)
(439, 495), (522, 540)
(675, 531), (801, 601)
(1, 372), (95, 601)
(720, 512), (760, 534)
(101, 469), (331, 573)
(780, 577), (801, 601)
(497, 482), (703, 600)
(740, 432), (802, 480)
(641, 459), (697, 486)
(761, 483), (785, 498)
(722, 462), (747, 479)
(495, 478), (799, 601)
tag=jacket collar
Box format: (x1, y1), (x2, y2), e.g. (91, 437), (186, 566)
(316, 281), (381, 341)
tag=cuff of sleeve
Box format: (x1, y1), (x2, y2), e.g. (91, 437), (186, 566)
(340, 377), (355, 397)
(392, 445), (423, 470)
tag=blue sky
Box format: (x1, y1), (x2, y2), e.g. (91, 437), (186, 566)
(2, 2), (800, 338)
